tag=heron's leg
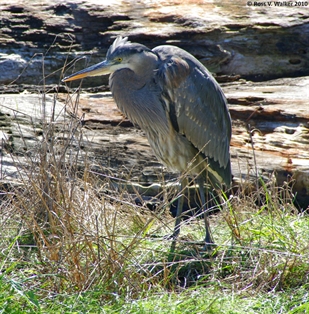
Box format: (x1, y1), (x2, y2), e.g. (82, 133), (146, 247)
(197, 176), (214, 245)
(170, 178), (185, 252)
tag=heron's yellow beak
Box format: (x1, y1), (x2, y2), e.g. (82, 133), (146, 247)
(62, 60), (111, 82)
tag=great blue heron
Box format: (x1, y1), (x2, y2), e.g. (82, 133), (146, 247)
(63, 36), (232, 250)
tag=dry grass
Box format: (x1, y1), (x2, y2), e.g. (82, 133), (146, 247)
(1, 84), (309, 312)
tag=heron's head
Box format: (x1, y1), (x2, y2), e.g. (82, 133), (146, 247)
(62, 36), (156, 82)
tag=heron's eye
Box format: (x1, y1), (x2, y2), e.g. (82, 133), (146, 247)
(116, 57), (123, 62)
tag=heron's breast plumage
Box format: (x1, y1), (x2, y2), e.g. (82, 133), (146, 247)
(110, 70), (206, 174)
(146, 125), (208, 175)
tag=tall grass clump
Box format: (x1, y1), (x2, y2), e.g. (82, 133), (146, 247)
(0, 87), (173, 309)
(214, 175), (309, 293)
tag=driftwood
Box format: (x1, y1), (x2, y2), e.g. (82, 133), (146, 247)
(0, 0), (309, 86)
(1, 75), (308, 208)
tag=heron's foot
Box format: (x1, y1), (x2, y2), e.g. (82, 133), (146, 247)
(202, 242), (217, 255)
(164, 232), (180, 253)
(163, 234), (173, 240)
(163, 232), (179, 241)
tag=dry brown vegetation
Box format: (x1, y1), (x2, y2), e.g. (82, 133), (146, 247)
(1, 86), (309, 313)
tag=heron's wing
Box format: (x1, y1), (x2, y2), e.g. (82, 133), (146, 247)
(154, 46), (231, 176)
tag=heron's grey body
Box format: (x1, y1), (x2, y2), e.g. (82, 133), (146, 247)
(63, 36), (232, 249)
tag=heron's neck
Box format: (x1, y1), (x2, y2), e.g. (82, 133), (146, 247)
(108, 53), (169, 135)
(109, 67), (155, 112)
(110, 69), (149, 90)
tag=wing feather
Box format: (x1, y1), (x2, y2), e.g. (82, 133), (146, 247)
(154, 45), (231, 178)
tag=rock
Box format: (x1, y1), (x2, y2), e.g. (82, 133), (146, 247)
(66, 76), (309, 208)
(0, 54), (27, 84)
(0, 93), (69, 180)
(2, 75), (308, 209)
(0, 0), (309, 86)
